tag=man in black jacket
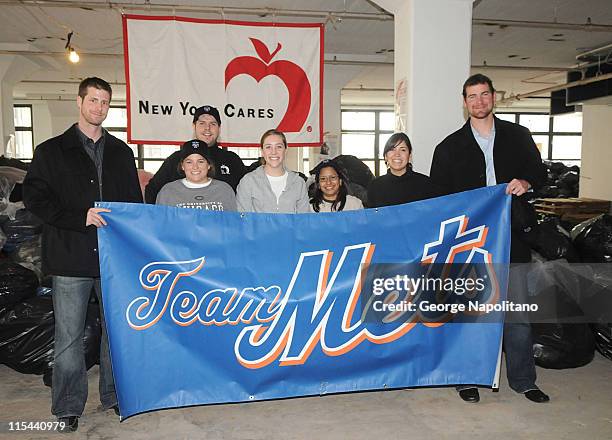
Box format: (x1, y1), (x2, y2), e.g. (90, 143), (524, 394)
(430, 74), (549, 404)
(144, 105), (246, 203)
(23, 77), (143, 432)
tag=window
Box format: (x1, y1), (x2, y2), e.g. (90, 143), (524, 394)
(341, 110), (394, 176)
(13, 105), (34, 160)
(496, 112), (582, 165)
(227, 147), (261, 170)
(302, 146), (309, 173)
(102, 107), (179, 173)
(229, 145), (311, 174)
(103, 107), (139, 161)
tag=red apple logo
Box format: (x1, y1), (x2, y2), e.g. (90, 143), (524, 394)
(225, 38), (311, 133)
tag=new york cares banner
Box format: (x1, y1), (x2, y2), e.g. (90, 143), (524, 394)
(98, 185), (511, 418)
(123, 15), (323, 146)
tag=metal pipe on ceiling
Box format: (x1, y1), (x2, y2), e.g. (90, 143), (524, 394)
(497, 72), (612, 104)
(1, 50), (582, 73)
(472, 64), (573, 72)
(473, 18), (612, 32)
(0, 50), (120, 58)
(343, 87), (393, 92)
(0, 0), (393, 21)
(576, 42), (612, 60)
(3, 1), (612, 31)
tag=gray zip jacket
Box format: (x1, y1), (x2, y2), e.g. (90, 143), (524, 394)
(236, 165), (309, 213)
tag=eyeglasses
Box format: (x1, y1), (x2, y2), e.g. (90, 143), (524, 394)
(319, 176), (339, 183)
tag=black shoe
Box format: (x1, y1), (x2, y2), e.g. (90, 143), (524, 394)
(58, 416), (78, 433)
(112, 405), (120, 416)
(458, 388), (480, 403)
(524, 389), (550, 403)
(42, 369), (52, 388)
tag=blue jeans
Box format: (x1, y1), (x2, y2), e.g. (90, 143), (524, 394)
(503, 264), (537, 393)
(457, 265), (537, 394)
(51, 276), (117, 417)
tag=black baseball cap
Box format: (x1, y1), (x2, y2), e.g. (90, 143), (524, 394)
(192, 105), (221, 125)
(180, 139), (210, 161)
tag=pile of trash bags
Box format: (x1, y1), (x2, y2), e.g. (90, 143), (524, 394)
(0, 161), (101, 383)
(0, 260), (39, 308)
(529, 214), (612, 367)
(0, 295), (101, 385)
(571, 215), (612, 362)
(0, 258), (102, 384)
(537, 161), (580, 198)
(571, 214), (612, 263)
(0, 163), (45, 282)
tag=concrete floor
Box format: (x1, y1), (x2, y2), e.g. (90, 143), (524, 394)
(1, 354), (611, 440)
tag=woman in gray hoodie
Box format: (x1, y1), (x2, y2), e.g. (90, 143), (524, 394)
(236, 129), (309, 213)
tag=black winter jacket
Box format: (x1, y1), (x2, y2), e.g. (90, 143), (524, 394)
(23, 124), (143, 277)
(430, 117), (546, 262)
(367, 169), (441, 208)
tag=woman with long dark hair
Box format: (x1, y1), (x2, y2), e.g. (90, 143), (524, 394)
(310, 159), (363, 212)
(367, 132), (439, 207)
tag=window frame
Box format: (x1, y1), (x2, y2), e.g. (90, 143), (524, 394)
(13, 104), (34, 160)
(341, 109), (394, 177)
(495, 111), (582, 164)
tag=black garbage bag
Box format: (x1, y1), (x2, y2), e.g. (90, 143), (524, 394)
(553, 170), (579, 197)
(0, 156), (29, 172)
(557, 189), (577, 198)
(547, 161), (568, 176)
(537, 185), (560, 198)
(10, 234), (42, 281)
(1, 209), (44, 253)
(0, 296), (101, 377)
(528, 260), (597, 368)
(532, 217), (579, 262)
(571, 214), (612, 263)
(591, 324), (612, 361)
(0, 228), (5, 250)
(333, 155), (375, 190)
(556, 170), (579, 189)
(532, 323), (595, 369)
(0, 260), (38, 308)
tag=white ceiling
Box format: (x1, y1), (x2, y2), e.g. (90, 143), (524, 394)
(1, 0), (611, 109)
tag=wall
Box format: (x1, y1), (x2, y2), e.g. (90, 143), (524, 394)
(579, 104), (612, 201)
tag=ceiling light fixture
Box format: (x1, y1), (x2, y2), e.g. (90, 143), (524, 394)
(64, 31), (80, 64)
(68, 48), (80, 63)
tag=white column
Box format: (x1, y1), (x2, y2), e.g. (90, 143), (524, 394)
(0, 53), (40, 155)
(47, 100), (78, 137)
(579, 104), (612, 201)
(373, 0), (473, 174)
(305, 64), (365, 172)
(0, 57), (16, 155)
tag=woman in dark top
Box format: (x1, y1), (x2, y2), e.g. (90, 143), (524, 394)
(367, 133), (439, 208)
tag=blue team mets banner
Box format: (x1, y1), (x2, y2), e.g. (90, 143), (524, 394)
(98, 185), (511, 418)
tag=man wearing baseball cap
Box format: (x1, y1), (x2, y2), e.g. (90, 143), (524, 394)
(144, 105), (246, 203)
